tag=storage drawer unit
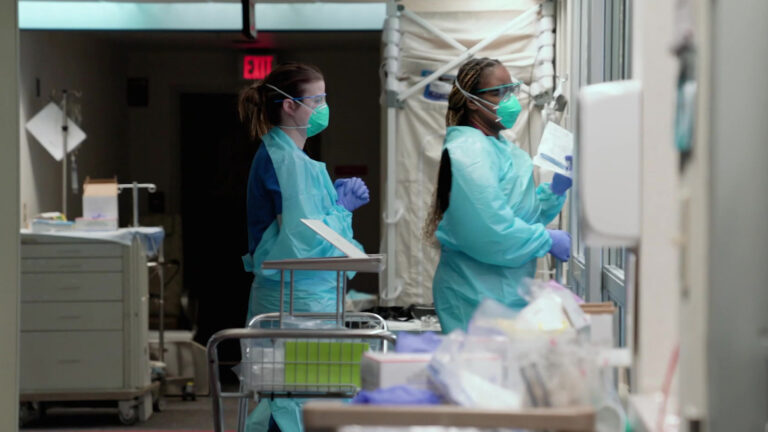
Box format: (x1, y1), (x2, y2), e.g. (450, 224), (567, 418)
(22, 257), (123, 273)
(21, 302), (123, 331)
(20, 331), (124, 391)
(21, 273), (123, 302)
(22, 243), (123, 258)
(20, 234), (150, 395)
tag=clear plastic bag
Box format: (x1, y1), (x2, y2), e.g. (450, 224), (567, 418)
(236, 338), (286, 391)
(428, 292), (604, 411)
(428, 330), (522, 409)
(513, 336), (600, 408)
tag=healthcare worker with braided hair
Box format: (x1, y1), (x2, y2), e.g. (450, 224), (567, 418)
(238, 62), (370, 432)
(425, 57), (572, 334)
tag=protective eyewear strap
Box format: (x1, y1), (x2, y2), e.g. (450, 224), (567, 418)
(454, 80), (501, 120)
(266, 84), (311, 109)
(266, 83), (310, 130)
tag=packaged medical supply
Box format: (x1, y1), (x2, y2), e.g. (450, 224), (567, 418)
(361, 352), (432, 391)
(74, 217), (118, 231)
(533, 121), (573, 175)
(82, 177), (119, 229)
(429, 295), (603, 410)
(352, 385), (441, 405)
(30, 218), (74, 233)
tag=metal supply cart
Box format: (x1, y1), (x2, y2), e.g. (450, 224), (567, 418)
(207, 254), (396, 432)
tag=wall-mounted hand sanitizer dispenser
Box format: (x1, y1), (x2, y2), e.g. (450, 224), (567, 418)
(578, 80), (642, 247)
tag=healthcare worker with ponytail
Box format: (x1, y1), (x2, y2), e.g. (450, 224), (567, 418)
(238, 62), (370, 432)
(425, 58), (572, 334)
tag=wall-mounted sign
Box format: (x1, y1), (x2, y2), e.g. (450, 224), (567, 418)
(243, 55), (274, 80)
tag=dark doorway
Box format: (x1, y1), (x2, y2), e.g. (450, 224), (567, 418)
(179, 93), (255, 360)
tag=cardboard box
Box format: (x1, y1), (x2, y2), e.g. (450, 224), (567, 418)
(82, 177), (118, 225)
(360, 352), (433, 391)
(74, 217), (118, 231)
(581, 302), (617, 347)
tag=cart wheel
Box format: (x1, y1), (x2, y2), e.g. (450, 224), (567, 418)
(153, 395), (166, 413)
(182, 381), (196, 401)
(118, 405), (139, 425)
(19, 402), (42, 427)
(152, 381), (165, 413)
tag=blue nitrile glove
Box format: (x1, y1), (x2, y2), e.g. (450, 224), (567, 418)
(352, 385), (441, 405)
(547, 229), (571, 261)
(395, 331), (443, 354)
(551, 174), (572, 196)
(550, 155), (573, 196)
(348, 177), (370, 202)
(334, 178), (351, 199)
(334, 177), (370, 211)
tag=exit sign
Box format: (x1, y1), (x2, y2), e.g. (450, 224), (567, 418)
(243, 55), (274, 80)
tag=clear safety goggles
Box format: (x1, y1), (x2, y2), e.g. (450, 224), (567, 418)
(274, 93), (327, 106)
(475, 82), (521, 100)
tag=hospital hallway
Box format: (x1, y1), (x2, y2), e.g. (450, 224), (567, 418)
(13, 28), (384, 360)
(2, 0), (768, 431)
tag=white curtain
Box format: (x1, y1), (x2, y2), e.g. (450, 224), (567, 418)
(382, 0), (558, 306)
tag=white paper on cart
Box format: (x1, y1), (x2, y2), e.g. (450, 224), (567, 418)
(533, 121), (573, 175)
(25, 102), (87, 161)
(300, 218), (367, 258)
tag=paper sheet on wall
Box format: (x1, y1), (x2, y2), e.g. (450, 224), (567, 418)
(300, 219), (368, 259)
(533, 121), (573, 175)
(25, 102), (87, 161)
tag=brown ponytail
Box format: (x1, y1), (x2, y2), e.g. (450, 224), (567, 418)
(238, 62), (324, 140)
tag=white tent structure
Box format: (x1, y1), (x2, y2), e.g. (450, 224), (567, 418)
(379, 0), (560, 306)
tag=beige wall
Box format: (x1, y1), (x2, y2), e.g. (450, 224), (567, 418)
(122, 47), (244, 216)
(19, 32), (127, 226)
(1, 0), (20, 430)
(631, 0), (680, 394)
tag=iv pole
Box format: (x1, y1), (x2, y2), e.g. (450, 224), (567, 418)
(61, 90), (68, 218)
(59, 89), (81, 219)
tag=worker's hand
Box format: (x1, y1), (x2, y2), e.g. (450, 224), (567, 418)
(547, 229), (571, 262)
(334, 177), (370, 211)
(550, 155), (573, 196)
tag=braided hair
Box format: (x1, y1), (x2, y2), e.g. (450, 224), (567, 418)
(424, 57), (502, 243)
(445, 57), (502, 126)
